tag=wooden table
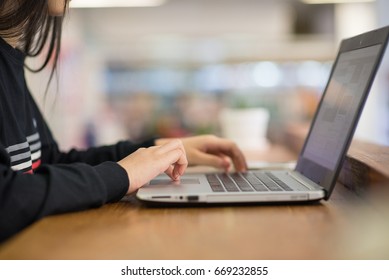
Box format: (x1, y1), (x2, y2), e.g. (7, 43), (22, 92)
(1, 145), (388, 260)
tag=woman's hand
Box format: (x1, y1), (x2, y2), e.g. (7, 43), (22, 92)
(118, 139), (188, 194)
(156, 135), (247, 173)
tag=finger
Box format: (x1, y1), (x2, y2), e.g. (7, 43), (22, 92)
(158, 139), (185, 155)
(210, 140), (248, 172)
(173, 149), (188, 178)
(230, 150), (247, 172)
(166, 165), (185, 181)
(165, 165), (177, 181)
(193, 150), (231, 171)
(219, 154), (232, 172)
(164, 147), (188, 177)
(173, 159), (187, 179)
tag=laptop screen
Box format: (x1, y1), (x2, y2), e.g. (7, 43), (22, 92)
(302, 44), (381, 169)
(296, 42), (384, 196)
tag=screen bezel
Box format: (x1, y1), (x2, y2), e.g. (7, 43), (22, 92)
(295, 26), (389, 199)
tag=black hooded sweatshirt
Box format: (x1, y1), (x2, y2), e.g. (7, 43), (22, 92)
(0, 37), (154, 242)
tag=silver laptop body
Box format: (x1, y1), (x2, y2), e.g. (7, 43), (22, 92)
(136, 26), (389, 205)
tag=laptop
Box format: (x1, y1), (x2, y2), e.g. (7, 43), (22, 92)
(136, 26), (389, 205)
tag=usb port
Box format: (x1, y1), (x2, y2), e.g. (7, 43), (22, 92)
(187, 195), (199, 201)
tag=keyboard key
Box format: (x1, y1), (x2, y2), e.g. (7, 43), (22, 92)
(241, 173), (268, 192)
(253, 172), (283, 191)
(265, 172), (293, 191)
(217, 173), (239, 192)
(230, 173), (253, 192)
(206, 174), (225, 192)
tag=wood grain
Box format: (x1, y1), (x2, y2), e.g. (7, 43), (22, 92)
(0, 188), (358, 260)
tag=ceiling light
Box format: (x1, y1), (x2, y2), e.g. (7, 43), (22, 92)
(70, 0), (167, 8)
(302, 0), (375, 4)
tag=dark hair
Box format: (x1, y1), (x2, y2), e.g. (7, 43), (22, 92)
(0, 0), (69, 86)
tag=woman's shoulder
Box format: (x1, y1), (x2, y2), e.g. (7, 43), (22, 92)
(0, 36), (25, 67)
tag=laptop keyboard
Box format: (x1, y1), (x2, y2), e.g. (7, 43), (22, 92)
(206, 172), (293, 192)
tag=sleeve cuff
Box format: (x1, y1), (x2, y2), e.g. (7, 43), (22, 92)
(94, 161), (129, 203)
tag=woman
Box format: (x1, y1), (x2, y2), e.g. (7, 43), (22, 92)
(0, 0), (247, 241)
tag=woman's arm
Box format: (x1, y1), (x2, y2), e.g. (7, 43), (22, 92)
(0, 139), (187, 242)
(0, 145), (128, 242)
(44, 139), (156, 166)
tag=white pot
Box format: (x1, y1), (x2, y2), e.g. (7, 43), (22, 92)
(219, 108), (270, 149)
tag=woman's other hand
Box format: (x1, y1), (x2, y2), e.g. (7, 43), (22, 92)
(156, 135), (247, 173)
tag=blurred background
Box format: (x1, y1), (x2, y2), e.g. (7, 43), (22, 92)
(26, 0), (389, 151)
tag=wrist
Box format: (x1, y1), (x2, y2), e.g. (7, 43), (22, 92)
(155, 138), (178, 146)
